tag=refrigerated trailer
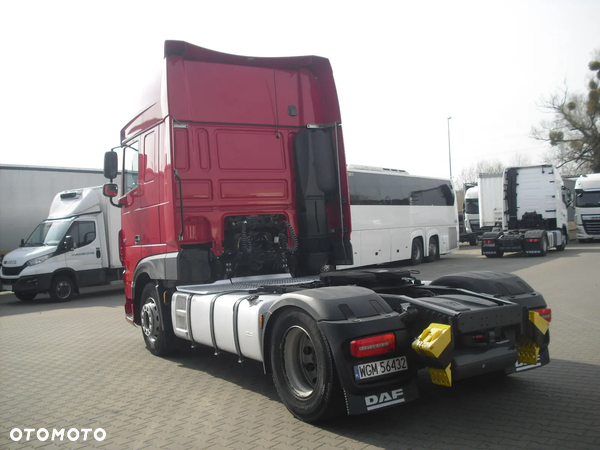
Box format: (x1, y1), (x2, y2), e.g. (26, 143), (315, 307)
(102, 41), (551, 422)
(481, 165), (571, 257)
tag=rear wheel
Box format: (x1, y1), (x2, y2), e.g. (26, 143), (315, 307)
(50, 276), (75, 302)
(425, 236), (440, 262)
(15, 292), (37, 301)
(410, 239), (424, 265)
(469, 235), (478, 246)
(270, 309), (344, 422)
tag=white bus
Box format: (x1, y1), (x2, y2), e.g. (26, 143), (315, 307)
(345, 165), (459, 267)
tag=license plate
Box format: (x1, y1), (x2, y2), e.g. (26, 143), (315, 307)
(2, 284), (11, 291)
(354, 356), (408, 380)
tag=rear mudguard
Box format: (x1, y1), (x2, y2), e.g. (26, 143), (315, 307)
(262, 286), (420, 415)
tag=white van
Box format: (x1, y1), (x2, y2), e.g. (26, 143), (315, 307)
(1, 187), (122, 301)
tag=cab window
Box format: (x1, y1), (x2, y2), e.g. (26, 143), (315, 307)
(67, 221), (96, 248)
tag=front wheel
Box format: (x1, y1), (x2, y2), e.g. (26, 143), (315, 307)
(270, 309), (344, 422)
(140, 284), (182, 356)
(15, 292), (37, 301)
(50, 276), (75, 302)
(410, 239), (424, 265)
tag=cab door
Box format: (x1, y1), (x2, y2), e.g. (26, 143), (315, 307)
(64, 219), (104, 286)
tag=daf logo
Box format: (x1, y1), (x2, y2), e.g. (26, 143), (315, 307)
(365, 388), (405, 411)
(3, 260), (17, 265)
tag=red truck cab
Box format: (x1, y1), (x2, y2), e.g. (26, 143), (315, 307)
(103, 41), (353, 324)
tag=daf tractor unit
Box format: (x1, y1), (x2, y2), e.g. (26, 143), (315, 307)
(101, 41), (551, 422)
(574, 173), (600, 242)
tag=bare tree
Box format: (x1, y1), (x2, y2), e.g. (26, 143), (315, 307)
(508, 153), (531, 167)
(456, 159), (504, 191)
(532, 49), (600, 173)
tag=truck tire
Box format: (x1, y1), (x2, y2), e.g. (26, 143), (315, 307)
(50, 275), (75, 302)
(469, 235), (478, 246)
(15, 292), (37, 301)
(539, 233), (548, 256)
(425, 236), (440, 262)
(139, 284), (179, 356)
(270, 309), (344, 422)
(556, 230), (568, 251)
(410, 239), (423, 265)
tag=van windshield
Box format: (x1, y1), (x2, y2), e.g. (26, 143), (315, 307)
(24, 220), (72, 246)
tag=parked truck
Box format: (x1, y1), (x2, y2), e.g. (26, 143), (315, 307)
(0, 186), (122, 301)
(460, 184), (480, 245)
(574, 173), (600, 242)
(101, 41), (551, 422)
(481, 165), (571, 258)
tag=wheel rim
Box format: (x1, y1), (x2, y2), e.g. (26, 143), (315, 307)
(56, 280), (72, 299)
(562, 234), (567, 246)
(141, 298), (161, 344)
(281, 326), (318, 398)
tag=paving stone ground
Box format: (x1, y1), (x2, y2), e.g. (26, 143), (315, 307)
(1, 242), (599, 449)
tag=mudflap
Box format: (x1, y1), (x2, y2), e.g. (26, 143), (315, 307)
(343, 378), (420, 415)
(507, 346), (550, 374)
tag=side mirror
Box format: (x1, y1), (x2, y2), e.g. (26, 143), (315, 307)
(20, 239), (25, 247)
(64, 236), (75, 252)
(104, 151), (119, 180)
(563, 188), (573, 206)
(103, 183), (119, 198)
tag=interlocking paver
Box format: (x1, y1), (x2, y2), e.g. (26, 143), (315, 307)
(2, 244), (600, 449)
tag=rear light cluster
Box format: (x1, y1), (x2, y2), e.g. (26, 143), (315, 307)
(526, 238), (540, 243)
(482, 239), (495, 244)
(534, 308), (552, 322)
(350, 333), (395, 358)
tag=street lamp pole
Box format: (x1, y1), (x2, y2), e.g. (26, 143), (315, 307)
(447, 117), (452, 179)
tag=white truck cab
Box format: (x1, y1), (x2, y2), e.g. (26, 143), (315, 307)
(574, 173), (600, 242)
(1, 187), (122, 301)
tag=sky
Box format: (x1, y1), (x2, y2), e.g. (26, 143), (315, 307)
(1, 0), (599, 182)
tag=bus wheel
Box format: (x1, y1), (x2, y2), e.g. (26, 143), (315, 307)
(270, 309), (344, 422)
(425, 237), (439, 262)
(411, 239), (423, 265)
